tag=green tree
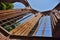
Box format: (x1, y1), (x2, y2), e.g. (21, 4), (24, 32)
(0, 2), (14, 10)
(0, 2), (7, 10)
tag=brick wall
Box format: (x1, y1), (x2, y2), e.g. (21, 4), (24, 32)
(0, 33), (7, 40)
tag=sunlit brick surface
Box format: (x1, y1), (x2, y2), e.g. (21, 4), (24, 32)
(0, 33), (7, 40)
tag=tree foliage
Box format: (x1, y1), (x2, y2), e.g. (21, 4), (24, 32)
(0, 2), (14, 10)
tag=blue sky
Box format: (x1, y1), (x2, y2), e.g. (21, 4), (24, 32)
(28, 0), (60, 12)
(13, 0), (60, 37)
(13, 2), (25, 9)
(14, 0), (60, 12)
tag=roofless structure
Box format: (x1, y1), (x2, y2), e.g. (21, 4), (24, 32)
(0, 0), (60, 40)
